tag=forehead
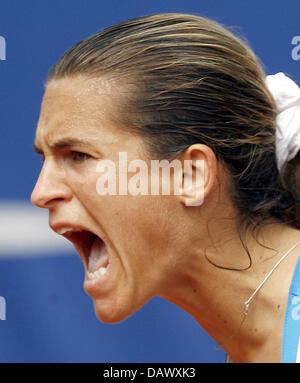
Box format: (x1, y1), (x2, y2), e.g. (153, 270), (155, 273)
(35, 75), (126, 146)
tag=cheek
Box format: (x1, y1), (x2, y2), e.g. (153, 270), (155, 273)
(66, 164), (179, 267)
(109, 195), (176, 266)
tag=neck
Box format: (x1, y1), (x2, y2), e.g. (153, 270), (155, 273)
(160, 221), (300, 362)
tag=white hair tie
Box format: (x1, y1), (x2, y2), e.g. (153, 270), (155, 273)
(265, 72), (300, 173)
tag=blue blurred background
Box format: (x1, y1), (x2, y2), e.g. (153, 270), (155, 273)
(0, 0), (299, 363)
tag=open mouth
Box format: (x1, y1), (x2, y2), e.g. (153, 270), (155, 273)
(57, 227), (110, 280)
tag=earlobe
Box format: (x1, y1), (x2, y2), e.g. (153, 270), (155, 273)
(178, 144), (217, 207)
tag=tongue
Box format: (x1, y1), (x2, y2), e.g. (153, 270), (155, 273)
(88, 237), (109, 273)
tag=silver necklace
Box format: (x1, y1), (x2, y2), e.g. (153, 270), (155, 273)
(219, 237), (300, 355)
(243, 238), (300, 316)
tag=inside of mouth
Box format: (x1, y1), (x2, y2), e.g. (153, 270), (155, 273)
(73, 231), (109, 273)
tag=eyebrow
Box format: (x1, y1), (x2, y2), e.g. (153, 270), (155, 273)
(33, 138), (95, 155)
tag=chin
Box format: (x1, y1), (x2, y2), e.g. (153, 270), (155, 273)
(93, 298), (138, 324)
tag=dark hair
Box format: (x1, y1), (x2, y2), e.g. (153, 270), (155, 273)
(47, 13), (300, 267)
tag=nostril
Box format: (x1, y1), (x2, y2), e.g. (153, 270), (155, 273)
(31, 186), (64, 208)
(44, 197), (65, 209)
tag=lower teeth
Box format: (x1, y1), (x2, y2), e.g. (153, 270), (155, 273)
(87, 267), (107, 280)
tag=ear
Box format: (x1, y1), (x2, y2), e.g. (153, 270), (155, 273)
(178, 144), (217, 207)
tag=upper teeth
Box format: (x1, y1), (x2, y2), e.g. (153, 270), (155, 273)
(57, 227), (83, 235)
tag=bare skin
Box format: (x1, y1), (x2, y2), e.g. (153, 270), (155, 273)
(31, 75), (300, 363)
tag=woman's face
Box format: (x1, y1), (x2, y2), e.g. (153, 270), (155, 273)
(31, 75), (185, 323)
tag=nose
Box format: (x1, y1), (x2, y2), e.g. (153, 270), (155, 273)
(31, 159), (72, 209)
